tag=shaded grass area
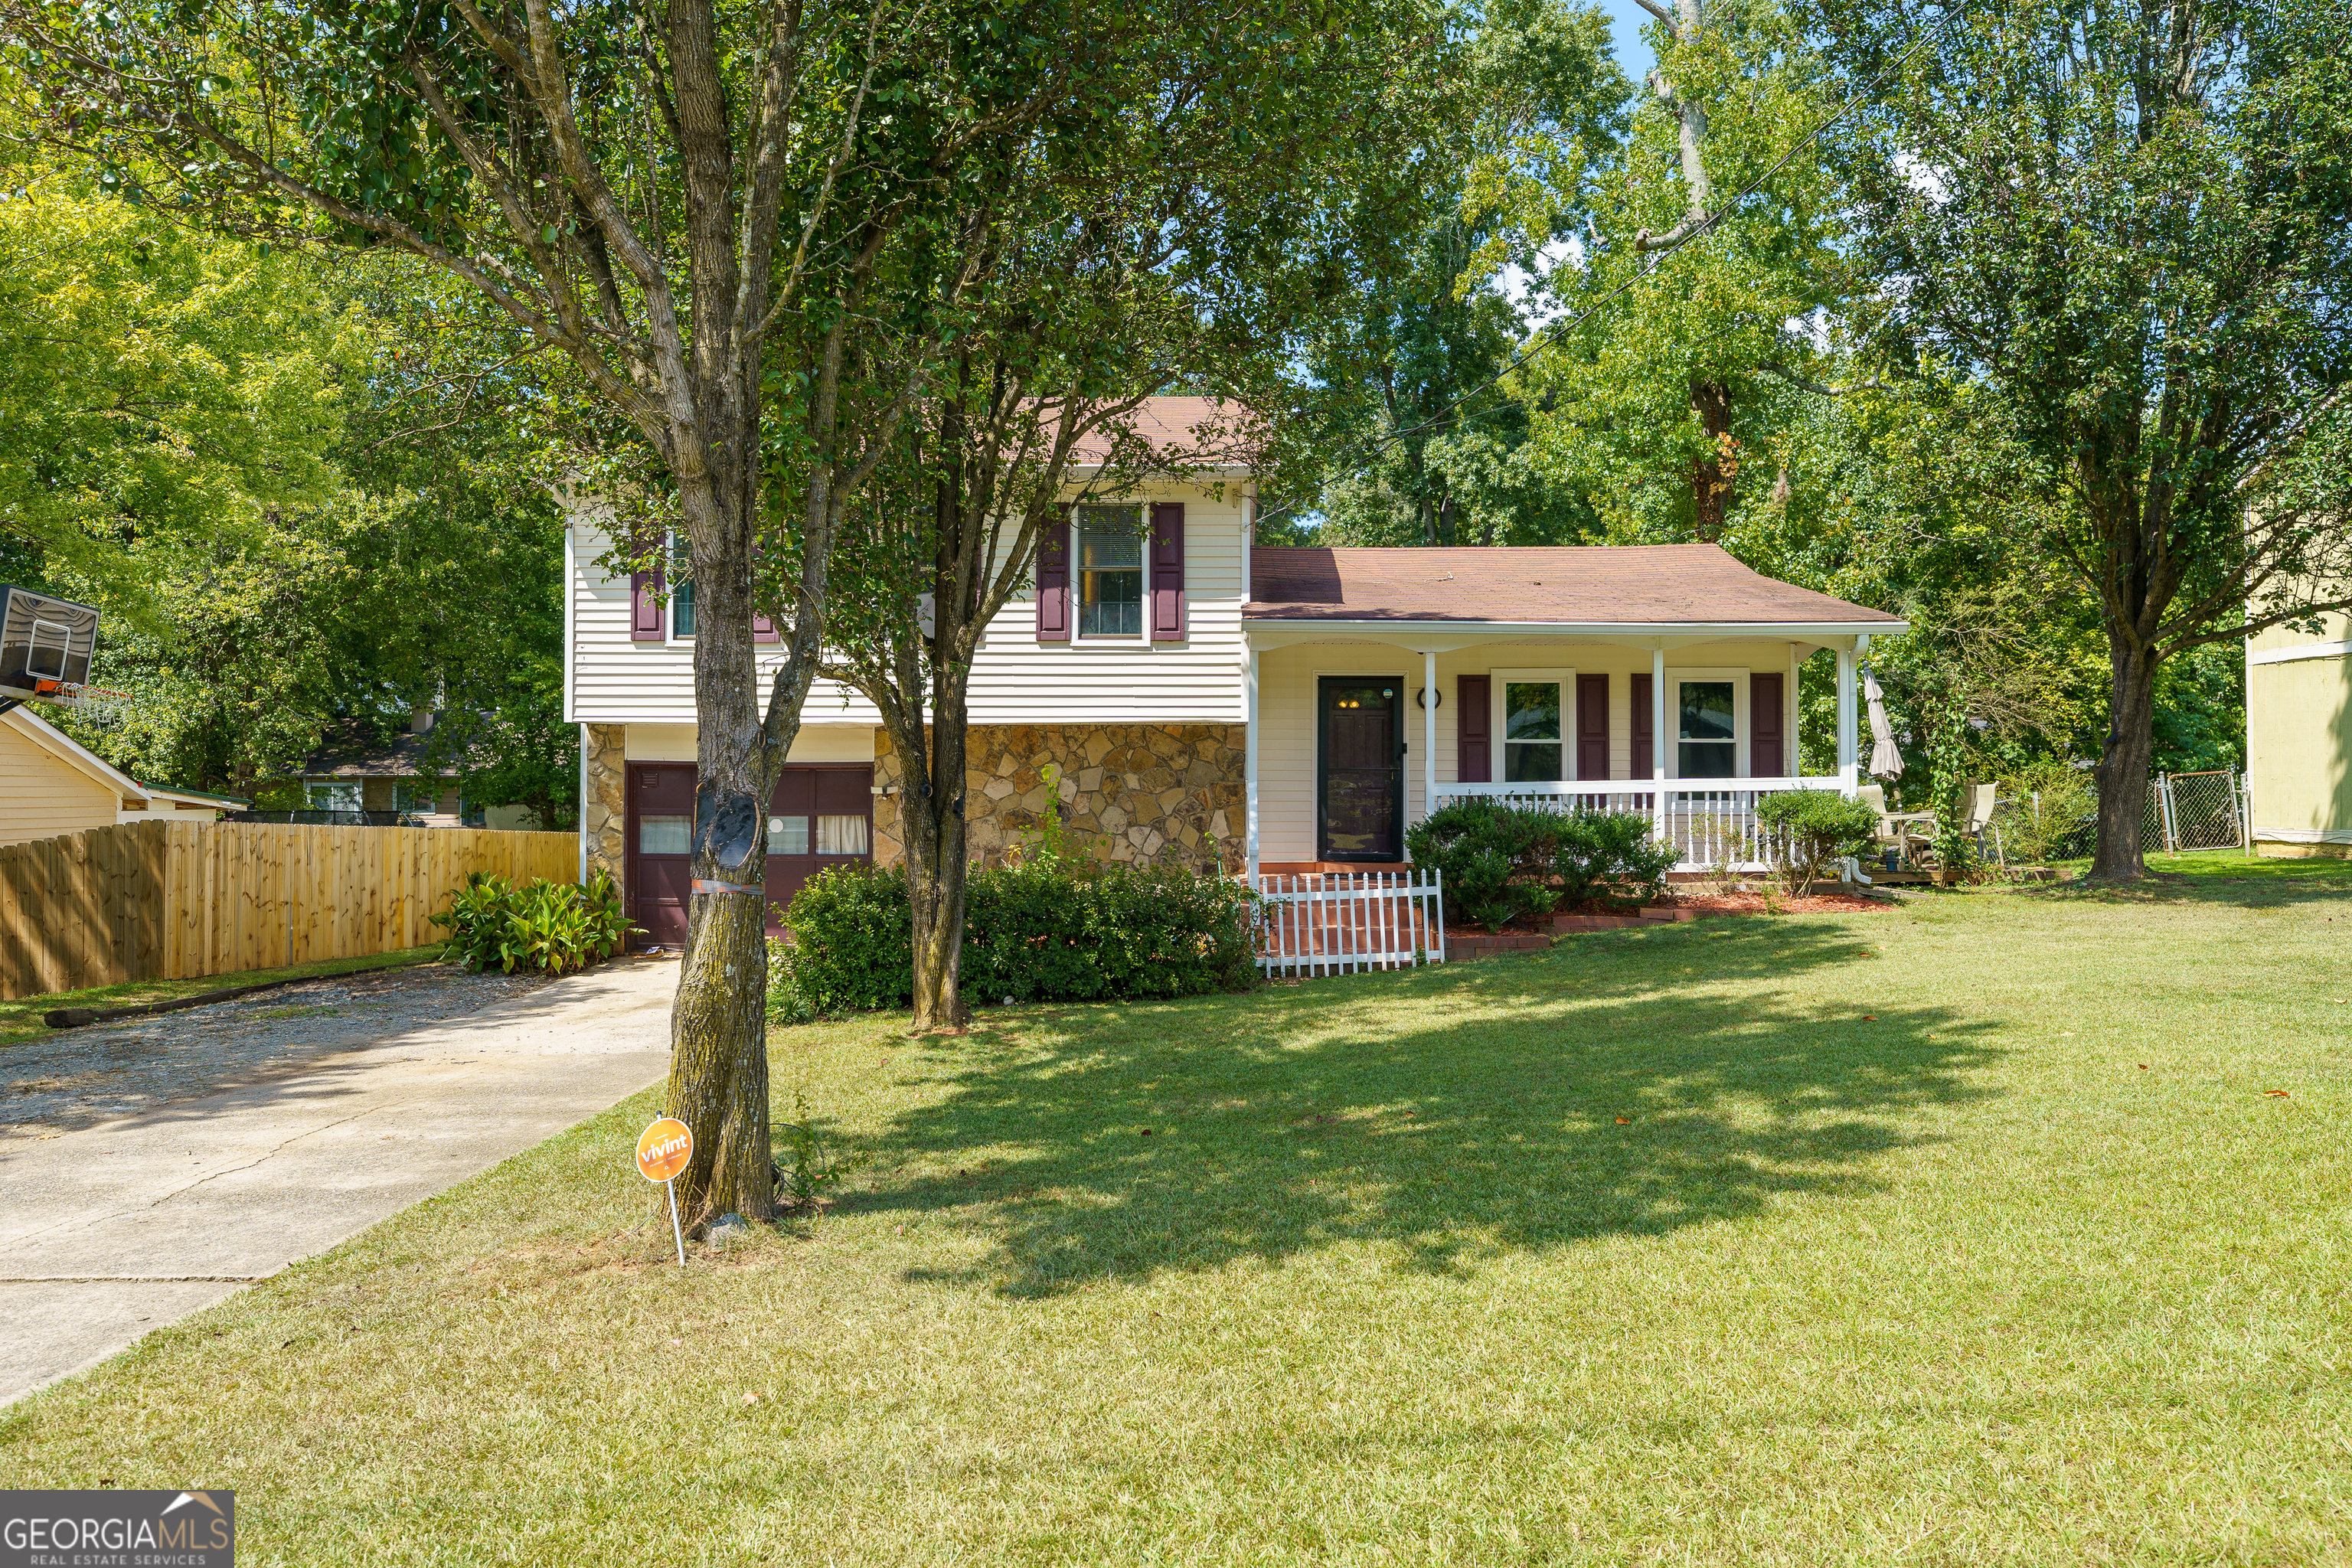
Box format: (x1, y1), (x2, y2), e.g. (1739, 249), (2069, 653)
(2038, 847), (2352, 906)
(4, 879), (2349, 1563)
(0, 946), (448, 1049)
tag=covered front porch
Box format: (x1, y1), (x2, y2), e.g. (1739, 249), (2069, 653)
(1240, 626), (1887, 877)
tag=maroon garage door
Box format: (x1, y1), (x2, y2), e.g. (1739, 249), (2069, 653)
(626, 763), (874, 948)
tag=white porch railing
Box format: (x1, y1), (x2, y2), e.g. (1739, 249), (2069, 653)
(1253, 870), (1445, 976)
(1432, 776), (1850, 872)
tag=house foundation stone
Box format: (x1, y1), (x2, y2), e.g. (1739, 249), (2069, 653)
(874, 724), (1246, 874)
(583, 724), (628, 894)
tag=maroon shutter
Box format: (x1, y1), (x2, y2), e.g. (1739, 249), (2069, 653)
(753, 609), (781, 645)
(1632, 673), (1654, 777)
(1149, 502), (1187, 641)
(1752, 672), (1784, 777)
(1035, 508), (1071, 642)
(1576, 674), (1609, 779)
(1456, 675), (1491, 784)
(630, 567), (665, 641)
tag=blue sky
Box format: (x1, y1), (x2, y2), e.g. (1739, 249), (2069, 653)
(1599, 0), (1659, 81)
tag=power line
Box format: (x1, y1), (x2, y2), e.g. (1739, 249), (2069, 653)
(1259, 3), (1957, 532)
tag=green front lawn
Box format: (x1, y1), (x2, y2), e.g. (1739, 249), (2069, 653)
(0, 946), (450, 1049)
(5, 877), (2349, 1562)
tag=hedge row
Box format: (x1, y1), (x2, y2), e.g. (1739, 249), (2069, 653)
(775, 861), (1256, 1015)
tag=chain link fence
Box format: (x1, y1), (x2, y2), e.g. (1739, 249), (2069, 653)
(2000, 769), (2246, 861)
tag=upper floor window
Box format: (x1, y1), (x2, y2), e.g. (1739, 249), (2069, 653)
(669, 541), (695, 639)
(1076, 505), (1144, 638)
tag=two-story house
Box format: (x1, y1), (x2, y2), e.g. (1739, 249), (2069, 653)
(563, 398), (1908, 946)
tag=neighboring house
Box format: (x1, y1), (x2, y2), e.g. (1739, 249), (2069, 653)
(562, 397), (1908, 946)
(292, 713), (537, 830)
(0, 702), (245, 848)
(2246, 598), (2351, 858)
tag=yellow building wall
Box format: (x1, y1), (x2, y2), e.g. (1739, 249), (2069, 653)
(2247, 647), (2352, 858)
(0, 722), (123, 848)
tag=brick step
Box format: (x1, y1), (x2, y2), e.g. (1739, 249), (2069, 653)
(1552, 905), (1692, 934)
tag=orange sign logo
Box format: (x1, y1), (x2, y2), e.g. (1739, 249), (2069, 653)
(635, 1117), (694, 1183)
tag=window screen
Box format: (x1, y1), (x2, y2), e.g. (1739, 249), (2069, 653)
(639, 814), (691, 854)
(1076, 505), (1143, 637)
(1503, 681), (1563, 782)
(1677, 681), (1736, 778)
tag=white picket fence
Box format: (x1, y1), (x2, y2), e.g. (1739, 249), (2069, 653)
(1254, 869), (1446, 977)
(1433, 777), (1847, 871)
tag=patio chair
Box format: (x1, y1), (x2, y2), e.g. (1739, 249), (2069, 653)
(1962, 782), (2004, 864)
(1858, 782), (1936, 868)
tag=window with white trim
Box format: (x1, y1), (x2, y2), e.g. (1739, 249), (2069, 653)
(1076, 505), (1144, 638)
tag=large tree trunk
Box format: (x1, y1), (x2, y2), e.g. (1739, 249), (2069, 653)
(905, 689), (972, 1031)
(2089, 634), (2160, 882)
(662, 469), (778, 1227)
(1690, 377), (1736, 538)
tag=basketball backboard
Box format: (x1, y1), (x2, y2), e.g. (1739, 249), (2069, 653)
(0, 584), (100, 693)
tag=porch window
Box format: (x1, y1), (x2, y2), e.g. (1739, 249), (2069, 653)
(1677, 681), (1736, 778)
(1504, 681), (1564, 781)
(1076, 505), (1144, 637)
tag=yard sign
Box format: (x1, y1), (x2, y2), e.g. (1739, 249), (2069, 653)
(635, 1117), (694, 1266)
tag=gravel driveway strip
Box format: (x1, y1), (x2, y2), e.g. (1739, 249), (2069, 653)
(0, 954), (676, 1405)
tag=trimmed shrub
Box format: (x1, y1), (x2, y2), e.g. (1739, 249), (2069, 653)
(430, 868), (636, 975)
(1406, 799), (1669, 931)
(1754, 789), (1880, 895)
(1556, 809), (1680, 909)
(776, 860), (1257, 1017)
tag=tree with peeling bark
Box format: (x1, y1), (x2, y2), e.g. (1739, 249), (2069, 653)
(2, 0), (1171, 1222)
(1821, 0), (2352, 880)
(1522, 0), (1849, 541)
(811, 10), (1426, 1030)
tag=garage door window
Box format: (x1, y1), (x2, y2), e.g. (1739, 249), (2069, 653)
(816, 815), (870, 855)
(639, 814), (691, 854)
(769, 815), (810, 854)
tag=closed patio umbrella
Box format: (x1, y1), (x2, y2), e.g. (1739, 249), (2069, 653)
(1862, 668), (1904, 781)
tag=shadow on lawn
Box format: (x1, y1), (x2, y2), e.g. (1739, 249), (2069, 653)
(853, 918), (2001, 1296)
(2021, 856), (2352, 910)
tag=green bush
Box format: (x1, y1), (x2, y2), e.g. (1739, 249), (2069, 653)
(1998, 760), (2098, 864)
(776, 860), (1258, 1016)
(430, 867), (636, 975)
(1754, 789), (1880, 895)
(1406, 799), (1670, 931)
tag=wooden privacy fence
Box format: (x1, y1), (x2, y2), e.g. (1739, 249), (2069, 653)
(0, 821), (577, 1000)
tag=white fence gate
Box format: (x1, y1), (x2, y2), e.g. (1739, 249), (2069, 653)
(1254, 870), (1446, 977)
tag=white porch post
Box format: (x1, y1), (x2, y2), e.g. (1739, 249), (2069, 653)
(1835, 641), (1858, 795)
(1244, 642), (1260, 882)
(1651, 643), (1668, 843)
(1422, 648), (1437, 825)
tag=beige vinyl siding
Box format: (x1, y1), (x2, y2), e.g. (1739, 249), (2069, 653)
(0, 722), (125, 848)
(565, 513), (880, 726)
(1255, 637), (1811, 864)
(567, 485), (1249, 727)
(969, 485), (1248, 724)
(622, 723), (878, 763)
(2248, 651), (2352, 848)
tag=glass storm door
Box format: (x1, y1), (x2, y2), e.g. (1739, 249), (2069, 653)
(1319, 677), (1403, 861)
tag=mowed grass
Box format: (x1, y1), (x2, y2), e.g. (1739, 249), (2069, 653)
(0, 945), (449, 1049)
(5, 872), (2350, 1563)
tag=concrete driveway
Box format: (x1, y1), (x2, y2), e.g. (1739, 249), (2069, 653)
(0, 955), (675, 1405)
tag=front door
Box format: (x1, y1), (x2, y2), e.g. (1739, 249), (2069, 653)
(1319, 676), (1403, 861)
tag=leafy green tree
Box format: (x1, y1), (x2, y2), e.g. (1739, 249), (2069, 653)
(9, 0), (1231, 1220)
(816, 5), (1429, 1029)
(1523, 0), (1850, 541)
(1825, 0), (2352, 879)
(1274, 0), (1627, 546)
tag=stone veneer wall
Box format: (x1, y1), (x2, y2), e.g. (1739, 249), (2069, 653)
(874, 724), (1247, 874)
(583, 723), (628, 895)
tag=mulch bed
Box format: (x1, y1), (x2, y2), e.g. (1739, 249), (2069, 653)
(1674, 890), (1893, 915)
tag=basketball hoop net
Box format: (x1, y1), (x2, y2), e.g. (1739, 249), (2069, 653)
(41, 681), (136, 726)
